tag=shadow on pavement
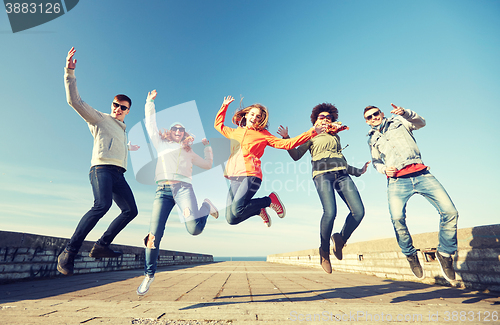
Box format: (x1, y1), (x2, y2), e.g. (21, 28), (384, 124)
(0, 263), (208, 304)
(179, 279), (499, 311)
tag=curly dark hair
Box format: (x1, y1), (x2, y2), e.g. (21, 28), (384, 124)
(310, 103), (338, 125)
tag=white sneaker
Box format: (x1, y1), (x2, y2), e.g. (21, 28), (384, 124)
(136, 275), (155, 296)
(204, 199), (219, 219)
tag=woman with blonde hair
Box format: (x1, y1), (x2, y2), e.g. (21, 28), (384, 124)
(214, 96), (321, 227)
(137, 90), (218, 296)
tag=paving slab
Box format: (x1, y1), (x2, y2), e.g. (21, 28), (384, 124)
(1, 261), (499, 324)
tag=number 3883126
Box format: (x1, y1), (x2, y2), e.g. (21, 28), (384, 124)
(5, 3), (61, 14)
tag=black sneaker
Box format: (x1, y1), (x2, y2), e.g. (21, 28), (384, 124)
(436, 251), (456, 281)
(407, 254), (424, 279)
(331, 233), (345, 260)
(89, 243), (122, 258)
(57, 249), (76, 275)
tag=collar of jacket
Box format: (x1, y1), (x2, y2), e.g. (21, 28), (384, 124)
(368, 117), (388, 136)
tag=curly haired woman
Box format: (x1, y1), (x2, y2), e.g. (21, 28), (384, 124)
(278, 103), (369, 274)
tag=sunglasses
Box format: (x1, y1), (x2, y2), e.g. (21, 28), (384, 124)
(112, 102), (129, 111)
(171, 126), (185, 132)
(318, 114), (333, 120)
(365, 110), (381, 121)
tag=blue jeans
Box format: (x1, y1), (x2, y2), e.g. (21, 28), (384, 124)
(226, 177), (271, 225)
(144, 182), (210, 276)
(314, 170), (365, 252)
(67, 165), (138, 253)
(387, 170), (458, 256)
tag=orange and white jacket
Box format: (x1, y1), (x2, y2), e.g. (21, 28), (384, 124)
(214, 104), (316, 180)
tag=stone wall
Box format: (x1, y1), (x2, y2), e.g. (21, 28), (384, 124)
(268, 224), (500, 292)
(0, 231), (213, 283)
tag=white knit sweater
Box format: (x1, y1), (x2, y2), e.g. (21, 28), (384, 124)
(64, 68), (129, 170)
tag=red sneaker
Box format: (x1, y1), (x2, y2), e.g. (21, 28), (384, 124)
(260, 208), (271, 227)
(269, 192), (285, 218)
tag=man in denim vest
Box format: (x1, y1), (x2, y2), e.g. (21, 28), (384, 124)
(364, 104), (458, 282)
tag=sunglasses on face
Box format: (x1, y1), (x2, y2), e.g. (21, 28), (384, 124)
(171, 126), (185, 132)
(318, 114), (333, 120)
(365, 110), (381, 121)
(112, 102), (129, 111)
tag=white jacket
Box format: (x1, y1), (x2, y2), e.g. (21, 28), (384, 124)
(145, 101), (212, 183)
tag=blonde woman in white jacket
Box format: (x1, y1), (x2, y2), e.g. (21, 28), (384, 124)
(137, 90), (218, 295)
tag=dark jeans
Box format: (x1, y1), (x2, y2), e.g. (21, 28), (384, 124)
(314, 170), (365, 252)
(66, 165), (138, 253)
(226, 176), (271, 225)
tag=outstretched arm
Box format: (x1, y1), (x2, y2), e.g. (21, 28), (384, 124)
(277, 125), (310, 161)
(192, 138), (213, 169)
(347, 161), (371, 177)
(64, 47), (102, 125)
(390, 103), (426, 130)
(144, 90), (161, 147)
(214, 96), (235, 138)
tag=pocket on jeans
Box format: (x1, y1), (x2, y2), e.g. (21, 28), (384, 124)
(388, 177), (399, 184)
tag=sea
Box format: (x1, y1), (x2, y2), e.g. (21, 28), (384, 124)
(213, 256), (267, 262)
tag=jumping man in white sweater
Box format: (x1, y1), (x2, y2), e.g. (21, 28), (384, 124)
(57, 47), (140, 276)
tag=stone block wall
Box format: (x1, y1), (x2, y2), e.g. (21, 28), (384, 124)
(268, 224), (500, 293)
(0, 231), (213, 283)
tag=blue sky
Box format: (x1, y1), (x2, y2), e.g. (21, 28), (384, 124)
(1, 0), (499, 257)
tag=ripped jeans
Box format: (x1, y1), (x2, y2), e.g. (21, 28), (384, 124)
(144, 183), (210, 276)
(388, 170), (458, 256)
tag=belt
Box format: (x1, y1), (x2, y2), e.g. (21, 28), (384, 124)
(397, 168), (428, 178)
(93, 165), (126, 174)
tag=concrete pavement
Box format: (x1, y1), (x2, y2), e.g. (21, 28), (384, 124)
(1, 261), (499, 324)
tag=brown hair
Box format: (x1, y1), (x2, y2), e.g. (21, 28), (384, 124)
(158, 128), (194, 152)
(364, 105), (379, 116)
(114, 94), (132, 108)
(310, 103), (338, 125)
(232, 104), (269, 131)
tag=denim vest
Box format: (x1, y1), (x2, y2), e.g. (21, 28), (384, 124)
(368, 111), (425, 173)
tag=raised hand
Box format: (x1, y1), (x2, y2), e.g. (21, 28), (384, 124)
(390, 103), (404, 116)
(66, 47), (77, 70)
(222, 96), (235, 107)
(277, 125), (289, 138)
(202, 138), (209, 146)
(147, 89), (157, 101)
(360, 161), (371, 175)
